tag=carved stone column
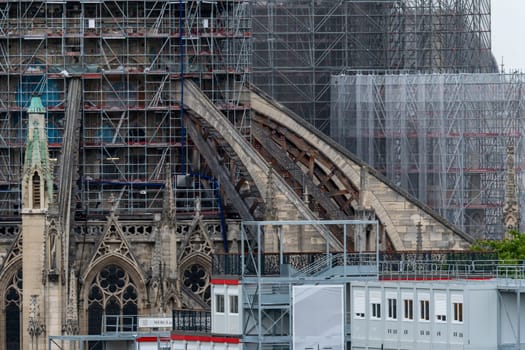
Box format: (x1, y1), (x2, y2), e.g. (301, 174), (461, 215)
(27, 295), (45, 349)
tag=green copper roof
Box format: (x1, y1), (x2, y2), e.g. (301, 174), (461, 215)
(23, 98), (54, 205)
(28, 96), (45, 114)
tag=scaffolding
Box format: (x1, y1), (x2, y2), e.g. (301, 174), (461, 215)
(0, 0), (251, 220)
(252, 0), (495, 133)
(238, 220), (380, 350)
(330, 73), (524, 239)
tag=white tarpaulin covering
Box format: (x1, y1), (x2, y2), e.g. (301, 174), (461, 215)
(292, 285), (344, 350)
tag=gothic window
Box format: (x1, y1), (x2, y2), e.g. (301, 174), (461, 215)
(87, 264), (138, 343)
(183, 263), (210, 304)
(5, 268), (22, 350)
(32, 172), (41, 208)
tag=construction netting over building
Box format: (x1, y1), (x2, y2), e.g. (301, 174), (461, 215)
(252, 0), (496, 133)
(330, 73), (524, 238)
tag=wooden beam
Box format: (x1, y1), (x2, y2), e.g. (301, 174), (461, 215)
(283, 138), (360, 202)
(328, 189), (350, 197)
(252, 124), (350, 221)
(186, 118), (255, 222)
(319, 166), (336, 188)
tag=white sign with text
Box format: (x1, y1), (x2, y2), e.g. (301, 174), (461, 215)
(138, 317), (173, 328)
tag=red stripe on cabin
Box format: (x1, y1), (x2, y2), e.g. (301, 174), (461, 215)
(170, 334), (240, 344)
(137, 336), (171, 343)
(211, 279), (239, 285)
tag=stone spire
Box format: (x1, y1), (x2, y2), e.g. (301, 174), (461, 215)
(22, 96), (54, 211)
(503, 143), (520, 237)
(64, 269), (79, 335)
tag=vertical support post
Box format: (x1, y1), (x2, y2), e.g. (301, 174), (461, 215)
(518, 291), (521, 347)
(179, 0), (186, 173)
(497, 290), (502, 347)
(257, 225), (261, 278)
(343, 223), (347, 276)
(375, 222), (379, 276)
(279, 225), (283, 265)
(241, 223), (245, 277)
(326, 223), (330, 268)
(257, 224), (262, 348)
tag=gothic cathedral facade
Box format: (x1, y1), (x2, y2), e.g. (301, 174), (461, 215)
(2, 97), (236, 350)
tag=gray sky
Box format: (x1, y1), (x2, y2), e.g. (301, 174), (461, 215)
(492, 1), (525, 72)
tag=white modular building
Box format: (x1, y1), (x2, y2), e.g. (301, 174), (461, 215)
(207, 265), (525, 350)
(211, 279), (242, 336)
(350, 280), (509, 350)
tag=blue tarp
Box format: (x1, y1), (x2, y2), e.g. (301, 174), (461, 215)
(17, 75), (60, 108)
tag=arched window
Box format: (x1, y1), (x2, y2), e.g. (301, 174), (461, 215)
(87, 264), (138, 342)
(32, 172), (41, 208)
(5, 268), (22, 350)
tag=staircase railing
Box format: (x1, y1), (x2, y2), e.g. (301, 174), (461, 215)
(293, 253), (343, 277)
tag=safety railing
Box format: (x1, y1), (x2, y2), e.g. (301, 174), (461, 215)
(294, 253), (344, 277)
(378, 259), (499, 280)
(172, 310), (211, 333)
(101, 315), (137, 334)
(212, 251), (505, 280)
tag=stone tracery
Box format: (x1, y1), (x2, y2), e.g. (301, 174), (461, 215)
(87, 264), (138, 333)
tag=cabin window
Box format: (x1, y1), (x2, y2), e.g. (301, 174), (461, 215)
(387, 298), (397, 320)
(229, 295), (239, 314)
(371, 302), (381, 319)
(453, 302), (463, 322)
(452, 294), (464, 323)
(370, 290), (381, 319)
(402, 292), (414, 321)
(216, 294), (225, 313)
(420, 299), (430, 321)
